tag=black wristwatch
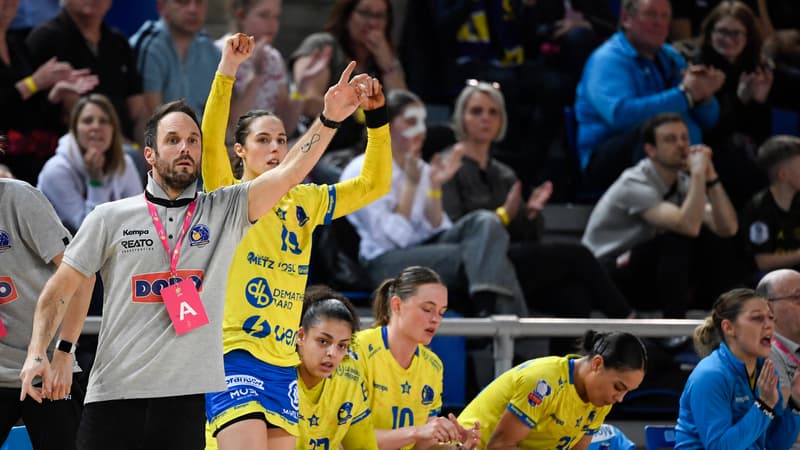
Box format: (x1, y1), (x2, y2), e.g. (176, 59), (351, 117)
(55, 339), (77, 355)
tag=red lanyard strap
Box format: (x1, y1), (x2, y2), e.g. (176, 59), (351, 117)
(145, 194), (198, 277)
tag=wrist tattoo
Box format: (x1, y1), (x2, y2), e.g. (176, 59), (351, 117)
(35, 356), (43, 363)
(300, 133), (321, 153)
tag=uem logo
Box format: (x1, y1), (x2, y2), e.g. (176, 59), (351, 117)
(131, 270), (204, 302)
(0, 276), (18, 305)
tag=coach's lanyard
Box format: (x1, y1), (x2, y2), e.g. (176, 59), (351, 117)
(145, 194), (198, 277)
(773, 337), (800, 367)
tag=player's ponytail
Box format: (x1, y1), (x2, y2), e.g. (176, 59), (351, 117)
(372, 266), (443, 327)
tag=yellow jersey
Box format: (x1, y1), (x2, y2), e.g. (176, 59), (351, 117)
(201, 72), (391, 367)
(352, 326), (443, 450)
(458, 356), (611, 450)
(296, 356), (377, 450)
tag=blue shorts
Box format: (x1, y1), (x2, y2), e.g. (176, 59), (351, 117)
(205, 350), (298, 437)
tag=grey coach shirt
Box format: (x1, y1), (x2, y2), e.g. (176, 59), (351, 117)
(64, 176), (251, 403)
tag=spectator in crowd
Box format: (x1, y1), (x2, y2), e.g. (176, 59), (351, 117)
(352, 266), (480, 449)
(18, 34), (371, 448)
(676, 288), (800, 449)
(575, 0), (724, 191)
(25, 0), (147, 143)
(295, 286), (378, 450)
(217, 0), (330, 143)
(7, 0), (59, 39)
(341, 89), (528, 317)
(582, 113), (738, 318)
(201, 34), (389, 450)
(0, 178), (94, 450)
(442, 80), (634, 321)
(37, 93), (142, 234)
(408, 0), (615, 170)
(759, 269), (800, 450)
(743, 135), (800, 272)
(130, 0), (220, 119)
(458, 330), (647, 450)
(290, 0), (405, 152)
(690, 0), (772, 209)
(1, 0), (97, 184)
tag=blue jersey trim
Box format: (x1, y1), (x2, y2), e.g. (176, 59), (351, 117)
(324, 185), (336, 225)
(569, 358), (575, 385)
(351, 408), (371, 425)
(507, 404), (536, 429)
(381, 325), (419, 356)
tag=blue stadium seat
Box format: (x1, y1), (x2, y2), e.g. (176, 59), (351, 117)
(428, 312), (466, 408)
(771, 108), (799, 136)
(645, 424), (676, 450)
(1, 426), (33, 450)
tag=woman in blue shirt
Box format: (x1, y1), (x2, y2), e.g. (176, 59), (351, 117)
(676, 288), (800, 449)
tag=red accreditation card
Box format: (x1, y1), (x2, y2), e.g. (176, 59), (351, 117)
(161, 279), (209, 335)
(0, 316), (6, 338)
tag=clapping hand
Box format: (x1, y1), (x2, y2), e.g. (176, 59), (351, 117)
(430, 145), (464, 188)
(758, 359), (779, 409)
(738, 66), (773, 104)
(526, 180), (553, 220)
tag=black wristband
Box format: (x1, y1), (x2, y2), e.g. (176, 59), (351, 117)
(789, 397), (800, 413)
(706, 177), (720, 188)
(755, 398), (775, 419)
(319, 112), (342, 129)
(364, 105), (389, 128)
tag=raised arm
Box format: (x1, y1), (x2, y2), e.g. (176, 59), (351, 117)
(329, 77), (392, 219)
(246, 61), (368, 221)
(202, 33), (254, 190)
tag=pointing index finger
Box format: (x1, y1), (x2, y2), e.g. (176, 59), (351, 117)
(338, 61), (356, 86)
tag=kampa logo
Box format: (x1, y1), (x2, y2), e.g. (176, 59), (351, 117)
(0, 276), (19, 305)
(131, 271), (204, 302)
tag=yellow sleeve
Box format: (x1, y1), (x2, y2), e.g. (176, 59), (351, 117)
(341, 413), (379, 450)
(329, 124), (392, 219)
(201, 71), (237, 191)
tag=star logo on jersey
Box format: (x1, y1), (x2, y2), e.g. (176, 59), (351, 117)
(337, 402), (353, 424)
(308, 414), (320, 427)
(0, 229), (11, 253)
(421, 385), (435, 406)
(401, 381), (411, 394)
(296, 205), (310, 227)
(275, 208), (287, 221)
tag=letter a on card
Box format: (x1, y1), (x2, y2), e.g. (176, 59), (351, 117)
(162, 278), (209, 335)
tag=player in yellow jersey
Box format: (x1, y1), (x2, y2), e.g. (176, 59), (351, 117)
(201, 34), (392, 450)
(295, 285), (377, 450)
(458, 330), (648, 450)
(352, 266), (480, 450)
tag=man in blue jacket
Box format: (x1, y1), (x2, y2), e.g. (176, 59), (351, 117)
(574, 0), (724, 190)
